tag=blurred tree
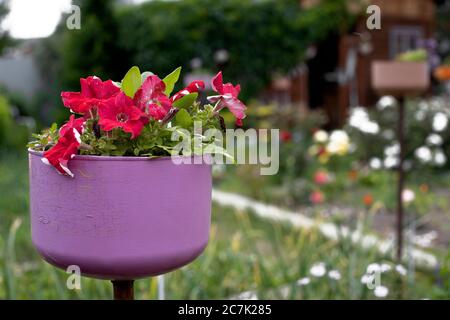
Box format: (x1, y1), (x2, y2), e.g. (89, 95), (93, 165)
(34, 0), (355, 123)
(61, 0), (126, 88)
(0, 0), (13, 54)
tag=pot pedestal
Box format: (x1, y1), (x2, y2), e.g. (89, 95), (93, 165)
(28, 151), (212, 300)
(371, 61), (429, 261)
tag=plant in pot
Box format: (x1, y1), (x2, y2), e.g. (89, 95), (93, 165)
(371, 49), (430, 96)
(27, 66), (247, 298)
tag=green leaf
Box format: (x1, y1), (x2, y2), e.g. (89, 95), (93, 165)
(202, 143), (235, 163)
(172, 93), (198, 109)
(174, 109), (192, 128)
(122, 66), (141, 98)
(141, 71), (154, 83)
(162, 66), (181, 96)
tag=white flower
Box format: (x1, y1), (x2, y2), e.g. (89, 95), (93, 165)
(377, 96), (396, 110)
(349, 107), (379, 134)
(374, 286), (389, 298)
(426, 134), (443, 146)
(297, 277), (311, 286)
(366, 263), (381, 274)
(236, 291), (258, 300)
(434, 150), (447, 166)
(369, 158), (382, 170)
(432, 112), (448, 132)
(415, 146), (432, 163)
(310, 262), (326, 277)
(361, 274), (374, 284)
(313, 130), (329, 143)
(326, 130), (350, 155)
(380, 263), (392, 272)
(384, 143), (399, 157)
(402, 189), (415, 204)
(395, 264), (407, 276)
(328, 270), (341, 280)
(415, 110), (426, 121)
(384, 156), (398, 169)
(382, 129), (395, 140)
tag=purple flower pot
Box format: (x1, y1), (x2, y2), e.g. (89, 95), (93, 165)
(28, 150), (212, 280)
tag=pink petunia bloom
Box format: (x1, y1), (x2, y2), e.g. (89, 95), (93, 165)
(134, 75), (172, 120)
(171, 80), (205, 102)
(98, 92), (146, 139)
(42, 128), (81, 177)
(313, 170), (330, 185)
(61, 76), (120, 116)
(207, 72), (247, 126)
(309, 190), (325, 204)
(59, 115), (85, 137)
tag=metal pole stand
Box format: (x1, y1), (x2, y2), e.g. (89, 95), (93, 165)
(396, 97), (405, 262)
(112, 280), (135, 300)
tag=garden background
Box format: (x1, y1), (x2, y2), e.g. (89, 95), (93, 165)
(0, 0), (450, 299)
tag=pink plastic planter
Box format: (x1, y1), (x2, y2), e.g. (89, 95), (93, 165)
(28, 150), (212, 280)
(371, 61), (430, 96)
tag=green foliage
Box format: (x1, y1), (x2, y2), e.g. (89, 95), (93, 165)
(26, 123), (59, 152)
(162, 67), (181, 96)
(116, 0), (355, 100)
(396, 49), (428, 62)
(172, 92), (198, 109)
(121, 66), (141, 98)
(60, 0), (126, 89)
(0, 95), (31, 149)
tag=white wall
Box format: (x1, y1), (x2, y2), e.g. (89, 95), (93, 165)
(0, 55), (41, 99)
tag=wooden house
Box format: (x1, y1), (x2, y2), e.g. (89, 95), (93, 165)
(266, 0), (440, 127)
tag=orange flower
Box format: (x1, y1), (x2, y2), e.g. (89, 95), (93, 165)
(434, 65), (450, 82)
(363, 193), (374, 207)
(348, 169), (358, 181)
(419, 184), (429, 193)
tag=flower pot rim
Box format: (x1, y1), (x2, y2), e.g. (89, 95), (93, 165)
(28, 149), (204, 162)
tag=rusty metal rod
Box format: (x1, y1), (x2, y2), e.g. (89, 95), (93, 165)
(396, 97), (405, 261)
(112, 280), (135, 300)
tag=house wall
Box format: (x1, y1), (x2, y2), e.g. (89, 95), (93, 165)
(0, 54), (41, 99)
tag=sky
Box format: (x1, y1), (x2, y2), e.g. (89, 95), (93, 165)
(1, 0), (151, 39)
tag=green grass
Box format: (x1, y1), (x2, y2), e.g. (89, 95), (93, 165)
(0, 151), (448, 299)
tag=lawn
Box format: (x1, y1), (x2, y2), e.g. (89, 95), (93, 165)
(0, 151), (448, 299)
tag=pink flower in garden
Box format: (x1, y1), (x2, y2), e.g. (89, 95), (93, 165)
(313, 170), (329, 185)
(42, 127), (82, 177)
(98, 92), (146, 139)
(309, 190), (325, 204)
(134, 75), (172, 120)
(171, 80), (205, 102)
(208, 71), (247, 126)
(61, 76), (120, 116)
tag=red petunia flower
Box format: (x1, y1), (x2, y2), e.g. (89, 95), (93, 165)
(207, 72), (247, 126)
(171, 80), (205, 102)
(61, 76), (120, 116)
(98, 92), (145, 139)
(134, 75), (172, 120)
(42, 128), (81, 178)
(59, 115), (85, 136)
